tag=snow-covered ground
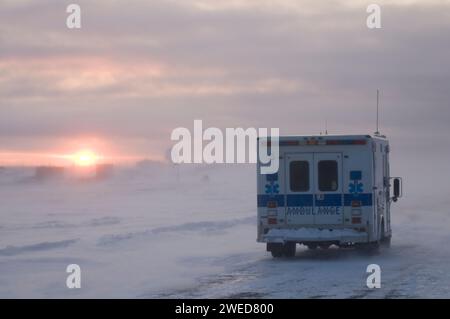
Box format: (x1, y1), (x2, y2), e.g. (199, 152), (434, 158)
(1, 162), (450, 298)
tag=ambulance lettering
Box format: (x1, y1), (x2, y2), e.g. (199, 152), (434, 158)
(316, 206), (341, 215)
(286, 207), (313, 216)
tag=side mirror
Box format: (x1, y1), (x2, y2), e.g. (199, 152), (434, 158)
(392, 177), (402, 201)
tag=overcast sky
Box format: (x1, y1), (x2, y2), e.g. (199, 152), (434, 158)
(1, 0), (450, 169)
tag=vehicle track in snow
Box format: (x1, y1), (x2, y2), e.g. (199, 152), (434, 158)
(151, 235), (450, 299)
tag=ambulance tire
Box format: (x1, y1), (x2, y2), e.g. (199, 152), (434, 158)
(359, 221), (383, 253)
(271, 250), (283, 258)
(361, 242), (380, 253)
(268, 243), (284, 258)
(356, 241), (380, 253)
(306, 244), (317, 250)
(380, 221), (391, 248)
(381, 234), (391, 248)
(283, 242), (296, 258)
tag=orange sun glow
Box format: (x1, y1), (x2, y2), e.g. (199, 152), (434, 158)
(71, 150), (99, 166)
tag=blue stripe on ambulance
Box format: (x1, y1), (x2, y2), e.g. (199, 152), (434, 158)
(314, 194), (342, 206)
(286, 194), (313, 206)
(257, 193), (373, 207)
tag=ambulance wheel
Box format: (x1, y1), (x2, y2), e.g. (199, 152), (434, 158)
(268, 243), (283, 258)
(359, 242), (380, 253)
(306, 244), (317, 250)
(283, 242), (296, 258)
(319, 244), (330, 250)
(271, 250), (283, 258)
(380, 222), (391, 247)
(381, 236), (391, 248)
(370, 242), (381, 251)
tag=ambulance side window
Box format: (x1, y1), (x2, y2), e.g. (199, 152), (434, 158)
(318, 160), (338, 191)
(290, 161), (309, 192)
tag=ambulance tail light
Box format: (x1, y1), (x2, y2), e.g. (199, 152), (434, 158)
(351, 200), (362, 207)
(268, 217), (277, 225)
(352, 217), (362, 224)
(267, 201), (277, 209)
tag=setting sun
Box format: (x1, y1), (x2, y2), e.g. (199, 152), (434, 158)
(72, 150), (99, 166)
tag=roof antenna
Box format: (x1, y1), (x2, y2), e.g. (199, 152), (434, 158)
(325, 118), (328, 135)
(374, 89), (380, 136)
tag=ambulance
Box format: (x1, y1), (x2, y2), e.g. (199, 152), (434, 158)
(257, 134), (402, 257)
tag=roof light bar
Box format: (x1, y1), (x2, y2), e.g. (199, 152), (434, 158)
(326, 140), (366, 145)
(276, 139), (367, 146)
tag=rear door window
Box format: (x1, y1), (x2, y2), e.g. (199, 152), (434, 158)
(318, 160), (338, 191)
(290, 161), (309, 192)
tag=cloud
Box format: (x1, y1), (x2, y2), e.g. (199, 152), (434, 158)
(0, 0), (450, 163)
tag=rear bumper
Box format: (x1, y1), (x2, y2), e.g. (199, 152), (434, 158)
(262, 227), (368, 244)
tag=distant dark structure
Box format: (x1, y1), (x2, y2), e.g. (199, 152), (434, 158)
(35, 166), (65, 180)
(95, 163), (114, 179)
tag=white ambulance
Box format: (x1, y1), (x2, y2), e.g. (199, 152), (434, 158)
(257, 134), (402, 257)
